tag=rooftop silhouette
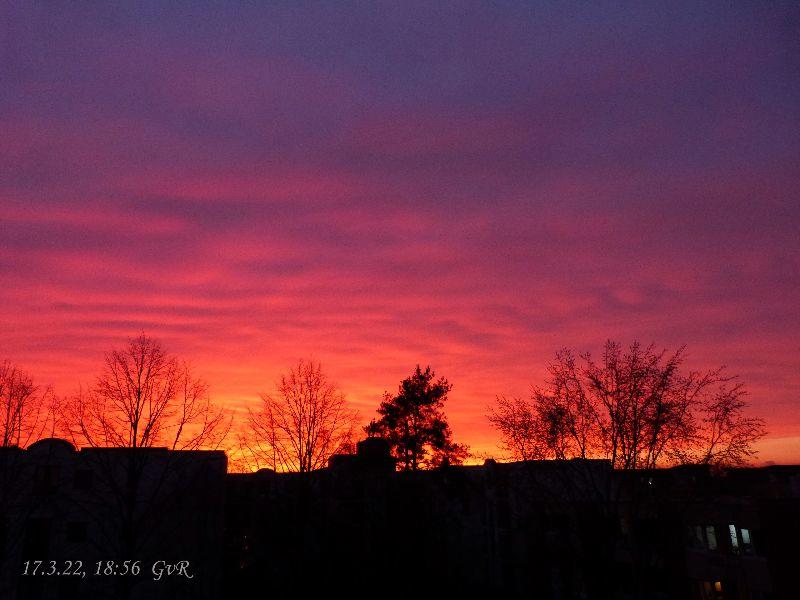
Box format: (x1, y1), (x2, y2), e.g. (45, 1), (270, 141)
(2, 437), (798, 599)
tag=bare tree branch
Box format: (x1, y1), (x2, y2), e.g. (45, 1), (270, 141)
(488, 341), (767, 469)
(60, 334), (231, 450)
(239, 360), (359, 472)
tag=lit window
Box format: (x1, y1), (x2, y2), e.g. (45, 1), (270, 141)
(741, 528), (751, 544)
(706, 525), (717, 550)
(729, 524), (740, 553)
(741, 528), (754, 555)
(690, 524), (723, 551)
(701, 580), (724, 599)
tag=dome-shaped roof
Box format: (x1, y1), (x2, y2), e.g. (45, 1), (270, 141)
(27, 437), (77, 453)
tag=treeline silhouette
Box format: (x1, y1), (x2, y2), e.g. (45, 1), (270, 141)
(1, 334), (789, 600)
(1, 334), (767, 472)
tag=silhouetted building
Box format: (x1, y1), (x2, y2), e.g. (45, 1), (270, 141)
(0, 438), (226, 600)
(2, 438), (798, 599)
(225, 441), (800, 600)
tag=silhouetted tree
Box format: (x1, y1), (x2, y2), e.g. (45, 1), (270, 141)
(241, 359), (359, 472)
(489, 341), (766, 468)
(62, 333), (229, 450)
(0, 360), (54, 448)
(0, 361), (58, 598)
(366, 365), (467, 470)
(58, 334), (230, 600)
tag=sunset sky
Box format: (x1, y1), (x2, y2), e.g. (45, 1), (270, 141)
(2, 2), (799, 462)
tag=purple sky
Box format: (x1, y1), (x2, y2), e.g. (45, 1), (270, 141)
(2, 2), (799, 461)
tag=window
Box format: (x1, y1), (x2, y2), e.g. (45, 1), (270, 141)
(728, 524), (739, 553)
(689, 525), (720, 551)
(741, 528), (751, 544)
(691, 525), (704, 548)
(741, 528), (754, 555)
(700, 580), (724, 600)
(727, 524), (755, 555)
(705, 525), (717, 550)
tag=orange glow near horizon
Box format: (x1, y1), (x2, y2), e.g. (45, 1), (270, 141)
(2, 4), (799, 465)
(7, 330), (800, 466)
